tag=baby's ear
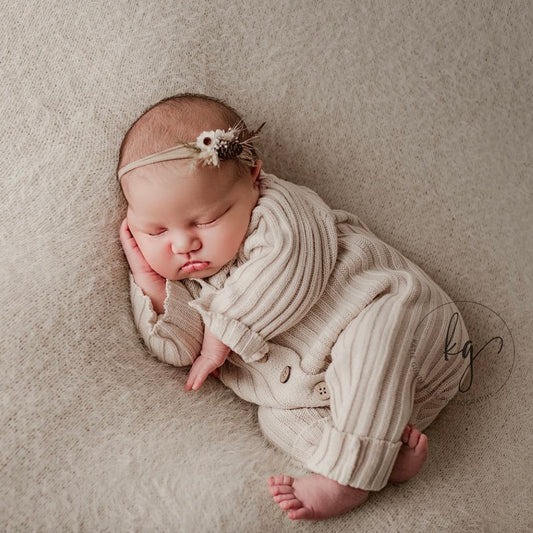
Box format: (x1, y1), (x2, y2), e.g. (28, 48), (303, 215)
(251, 160), (263, 182)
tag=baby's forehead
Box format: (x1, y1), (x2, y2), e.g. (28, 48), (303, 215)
(125, 157), (240, 198)
(141, 102), (229, 141)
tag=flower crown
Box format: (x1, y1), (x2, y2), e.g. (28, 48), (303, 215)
(117, 121), (265, 181)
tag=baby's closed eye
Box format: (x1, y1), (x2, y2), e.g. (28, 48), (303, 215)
(195, 217), (218, 228)
(147, 228), (167, 236)
(195, 205), (233, 228)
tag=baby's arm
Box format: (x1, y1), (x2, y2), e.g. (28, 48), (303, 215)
(120, 218), (166, 315)
(120, 218), (203, 368)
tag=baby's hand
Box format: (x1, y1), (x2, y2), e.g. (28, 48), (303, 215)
(120, 218), (166, 314)
(119, 218), (162, 280)
(185, 327), (231, 391)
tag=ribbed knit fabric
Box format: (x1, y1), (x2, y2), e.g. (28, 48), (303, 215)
(130, 171), (471, 491)
(186, 172), (339, 363)
(130, 275), (203, 367)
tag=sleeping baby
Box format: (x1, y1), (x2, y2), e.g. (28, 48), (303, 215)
(117, 92), (470, 521)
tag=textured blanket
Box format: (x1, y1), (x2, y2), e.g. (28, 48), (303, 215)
(1, 1), (531, 531)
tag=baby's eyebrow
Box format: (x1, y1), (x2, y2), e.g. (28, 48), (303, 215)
(190, 200), (230, 219)
(128, 216), (162, 230)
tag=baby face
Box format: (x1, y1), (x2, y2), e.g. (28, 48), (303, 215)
(125, 159), (262, 281)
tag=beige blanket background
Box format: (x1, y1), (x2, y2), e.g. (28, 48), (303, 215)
(1, 1), (531, 531)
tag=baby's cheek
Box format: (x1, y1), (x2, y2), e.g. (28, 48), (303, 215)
(135, 237), (151, 258)
(140, 240), (165, 268)
(216, 228), (243, 259)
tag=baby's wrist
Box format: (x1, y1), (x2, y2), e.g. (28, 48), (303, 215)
(133, 273), (167, 315)
(133, 270), (165, 289)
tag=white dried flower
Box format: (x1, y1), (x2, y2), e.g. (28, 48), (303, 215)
(195, 128), (239, 166)
(195, 131), (218, 165)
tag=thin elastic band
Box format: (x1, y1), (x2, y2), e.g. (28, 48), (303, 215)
(117, 122), (264, 181)
(117, 144), (193, 181)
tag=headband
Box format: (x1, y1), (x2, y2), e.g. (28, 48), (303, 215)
(117, 121), (265, 181)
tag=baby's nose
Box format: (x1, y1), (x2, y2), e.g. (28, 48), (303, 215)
(170, 234), (201, 255)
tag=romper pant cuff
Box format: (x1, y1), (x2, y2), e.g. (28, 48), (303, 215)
(302, 425), (402, 491)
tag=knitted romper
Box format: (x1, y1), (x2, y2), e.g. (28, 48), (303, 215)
(130, 172), (470, 491)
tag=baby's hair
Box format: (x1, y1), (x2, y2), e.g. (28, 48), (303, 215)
(117, 93), (259, 179)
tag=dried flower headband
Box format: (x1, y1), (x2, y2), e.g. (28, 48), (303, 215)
(117, 121), (265, 181)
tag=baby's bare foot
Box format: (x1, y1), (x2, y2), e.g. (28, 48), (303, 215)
(388, 423), (428, 483)
(268, 474), (369, 521)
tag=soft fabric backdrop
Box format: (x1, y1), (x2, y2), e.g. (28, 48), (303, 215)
(1, 1), (531, 531)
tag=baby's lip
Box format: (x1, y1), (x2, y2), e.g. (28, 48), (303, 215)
(181, 261), (210, 273)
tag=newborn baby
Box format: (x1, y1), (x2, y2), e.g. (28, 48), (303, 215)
(117, 93), (470, 521)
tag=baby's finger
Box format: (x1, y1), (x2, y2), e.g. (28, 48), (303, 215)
(119, 219), (155, 276)
(185, 363), (199, 390)
(185, 359), (211, 391)
(119, 220), (137, 255)
(187, 373), (207, 391)
(185, 369), (200, 391)
(119, 218), (133, 243)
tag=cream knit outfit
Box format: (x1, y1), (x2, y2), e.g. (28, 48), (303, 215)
(130, 171), (470, 491)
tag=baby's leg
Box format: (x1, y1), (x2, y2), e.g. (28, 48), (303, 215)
(258, 406), (369, 521)
(259, 407), (428, 521)
(262, 284), (467, 520)
(264, 422), (427, 520)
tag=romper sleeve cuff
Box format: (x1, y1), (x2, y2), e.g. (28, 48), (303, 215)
(301, 425), (402, 492)
(129, 273), (159, 332)
(188, 303), (269, 363)
(162, 279), (205, 332)
(130, 275), (203, 367)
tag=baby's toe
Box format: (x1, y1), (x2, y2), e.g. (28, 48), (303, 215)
(287, 506), (314, 521)
(270, 484), (294, 496)
(401, 425), (411, 444)
(280, 498), (303, 511)
(273, 493), (294, 503)
(268, 475), (295, 496)
(268, 475), (294, 487)
(407, 428), (422, 448)
(415, 432), (429, 456)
